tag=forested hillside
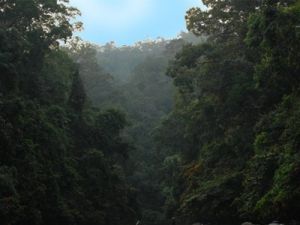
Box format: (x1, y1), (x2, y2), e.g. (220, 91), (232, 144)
(64, 32), (203, 225)
(0, 1), (137, 224)
(0, 1), (300, 225)
(156, 1), (300, 225)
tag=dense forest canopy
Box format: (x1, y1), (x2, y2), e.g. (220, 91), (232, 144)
(0, 1), (300, 225)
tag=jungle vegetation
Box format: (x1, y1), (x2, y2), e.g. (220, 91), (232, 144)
(0, 1), (299, 225)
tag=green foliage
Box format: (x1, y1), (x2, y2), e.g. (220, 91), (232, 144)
(156, 1), (300, 224)
(0, 1), (138, 225)
(186, 0), (259, 40)
(240, 93), (300, 222)
(246, 3), (300, 110)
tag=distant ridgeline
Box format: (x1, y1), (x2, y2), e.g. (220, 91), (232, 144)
(96, 32), (204, 82)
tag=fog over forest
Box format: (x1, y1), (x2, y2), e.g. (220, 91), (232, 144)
(0, 1), (300, 225)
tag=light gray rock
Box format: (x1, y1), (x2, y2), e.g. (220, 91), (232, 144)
(192, 223), (203, 225)
(242, 222), (255, 225)
(269, 221), (284, 225)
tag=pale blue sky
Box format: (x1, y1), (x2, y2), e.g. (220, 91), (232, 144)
(70, 0), (204, 46)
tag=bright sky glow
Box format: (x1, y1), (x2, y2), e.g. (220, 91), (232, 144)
(70, 0), (204, 46)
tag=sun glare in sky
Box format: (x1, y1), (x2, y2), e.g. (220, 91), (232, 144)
(70, 0), (203, 46)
